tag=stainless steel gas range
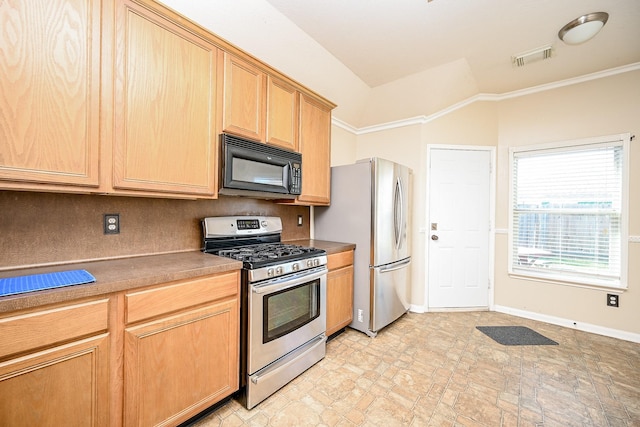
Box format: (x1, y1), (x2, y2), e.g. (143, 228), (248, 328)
(202, 216), (327, 409)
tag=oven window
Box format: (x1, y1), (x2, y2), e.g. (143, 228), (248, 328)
(263, 279), (320, 343)
(232, 158), (284, 187)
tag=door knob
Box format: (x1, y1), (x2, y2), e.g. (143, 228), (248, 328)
(431, 235), (439, 241)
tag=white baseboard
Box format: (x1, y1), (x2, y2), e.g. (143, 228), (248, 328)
(494, 305), (640, 343)
(409, 304), (640, 343)
(409, 304), (426, 313)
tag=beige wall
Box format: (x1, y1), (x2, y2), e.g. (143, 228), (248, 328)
(493, 71), (640, 336)
(348, 103), (498, 307)
(140, 1), (640, 338)
(342, 70), (640, 337)
(330, 125), (358, 166)
(355, 125), (426, 306)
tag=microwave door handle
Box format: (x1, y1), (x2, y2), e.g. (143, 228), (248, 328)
(286, 162), (292, 192)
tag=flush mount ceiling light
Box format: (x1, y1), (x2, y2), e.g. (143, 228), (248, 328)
(558, 12), (609, 45)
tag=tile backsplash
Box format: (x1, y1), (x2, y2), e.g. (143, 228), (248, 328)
(0, 191), (310, 270)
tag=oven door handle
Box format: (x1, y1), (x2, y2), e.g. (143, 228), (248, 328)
(251, 267), (327, 294)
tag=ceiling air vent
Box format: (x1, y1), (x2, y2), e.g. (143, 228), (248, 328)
(512, 45), (554, 67)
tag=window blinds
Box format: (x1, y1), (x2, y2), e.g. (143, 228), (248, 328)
(511, 141), (624, 286)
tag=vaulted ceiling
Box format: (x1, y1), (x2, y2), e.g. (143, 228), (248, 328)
(264, 0), (640, 93)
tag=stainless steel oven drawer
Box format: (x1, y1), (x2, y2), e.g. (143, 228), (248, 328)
(245, 333), (326, 409)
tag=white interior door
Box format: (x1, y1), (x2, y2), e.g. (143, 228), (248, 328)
(427, 148), (491, 309)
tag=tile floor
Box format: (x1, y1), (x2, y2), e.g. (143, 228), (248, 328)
(190, 311), (640, 426)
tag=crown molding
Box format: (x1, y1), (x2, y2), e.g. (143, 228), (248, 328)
(332, 62), (640, 135)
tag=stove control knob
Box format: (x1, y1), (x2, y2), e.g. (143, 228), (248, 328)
(313, 258), (319, 266)
(292, 263), (300, 272)
(275, 266), (283, 275)
(267, 268), (274, 277)
(306, 260), (313, 267)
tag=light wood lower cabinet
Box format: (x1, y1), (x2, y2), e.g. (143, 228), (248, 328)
(326, 250), (354, 336)
(123, 272), (240, 427)
(0, 299), (110, 426)
(0, 270), (240, 427)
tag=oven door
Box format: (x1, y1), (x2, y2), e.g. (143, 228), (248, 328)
(248, 266), (327, 375)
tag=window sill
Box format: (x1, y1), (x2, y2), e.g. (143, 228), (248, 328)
(508, 271), (627, 294)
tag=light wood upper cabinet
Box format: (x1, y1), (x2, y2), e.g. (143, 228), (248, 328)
(1, 0), (336, 201)
(297, 93), (332, 205)
(267, 77), (299, 151)
(223, 54), (266, 142)
(0, 0), (101, 188)
(112, 0), (219, 196)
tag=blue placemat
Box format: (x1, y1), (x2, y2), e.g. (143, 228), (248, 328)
(0, 270), (96, 297)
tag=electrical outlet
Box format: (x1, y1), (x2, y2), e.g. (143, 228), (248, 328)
(297, 215), (303, 226)
(607, 294), (619, 307)
(357, 309), (364, 322)
(104, 214), (120, 235)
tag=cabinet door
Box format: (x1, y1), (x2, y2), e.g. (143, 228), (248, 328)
(124, 299), (239, 427)
(267, 76), (298, 151)
(298, 94), (332, 205)
(326, 265), (354, 336)
(0, 334), (110, 426)
(223, 54), (266, 142)
(0, 0), (101, 188)
(113, 0), (218, 196)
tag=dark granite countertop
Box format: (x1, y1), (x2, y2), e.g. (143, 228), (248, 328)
(0, 240), (355, 314)
(0, 251), (242, 314)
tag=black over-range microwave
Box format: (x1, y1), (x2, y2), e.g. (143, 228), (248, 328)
(219, 133), (302, 199)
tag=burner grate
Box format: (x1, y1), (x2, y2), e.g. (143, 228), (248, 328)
(215, 243), (313, 263)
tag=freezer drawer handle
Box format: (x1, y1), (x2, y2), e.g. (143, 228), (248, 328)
(379, 258), (411, 272)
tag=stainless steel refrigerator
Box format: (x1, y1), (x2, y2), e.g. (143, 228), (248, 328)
(315, 158), (411, 337)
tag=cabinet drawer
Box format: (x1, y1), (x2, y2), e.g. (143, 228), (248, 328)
(0, 299), (109, 359)
(327, 250), (354, 271)
(125, 271), (240, 324)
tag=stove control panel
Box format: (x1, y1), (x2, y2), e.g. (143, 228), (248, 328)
(250, 255), (327, 283)
(203, 216), (282, 238)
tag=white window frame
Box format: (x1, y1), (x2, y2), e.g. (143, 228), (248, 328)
(508, 133), (630, 290)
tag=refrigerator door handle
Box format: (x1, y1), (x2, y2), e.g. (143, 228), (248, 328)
(393, 177), (404, 250)
(379, 258), (411, 273)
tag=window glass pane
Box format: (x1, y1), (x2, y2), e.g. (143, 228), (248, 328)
(511, 143), (624, 285)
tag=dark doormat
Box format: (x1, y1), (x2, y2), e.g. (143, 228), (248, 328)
(476, 326), (558, 346)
